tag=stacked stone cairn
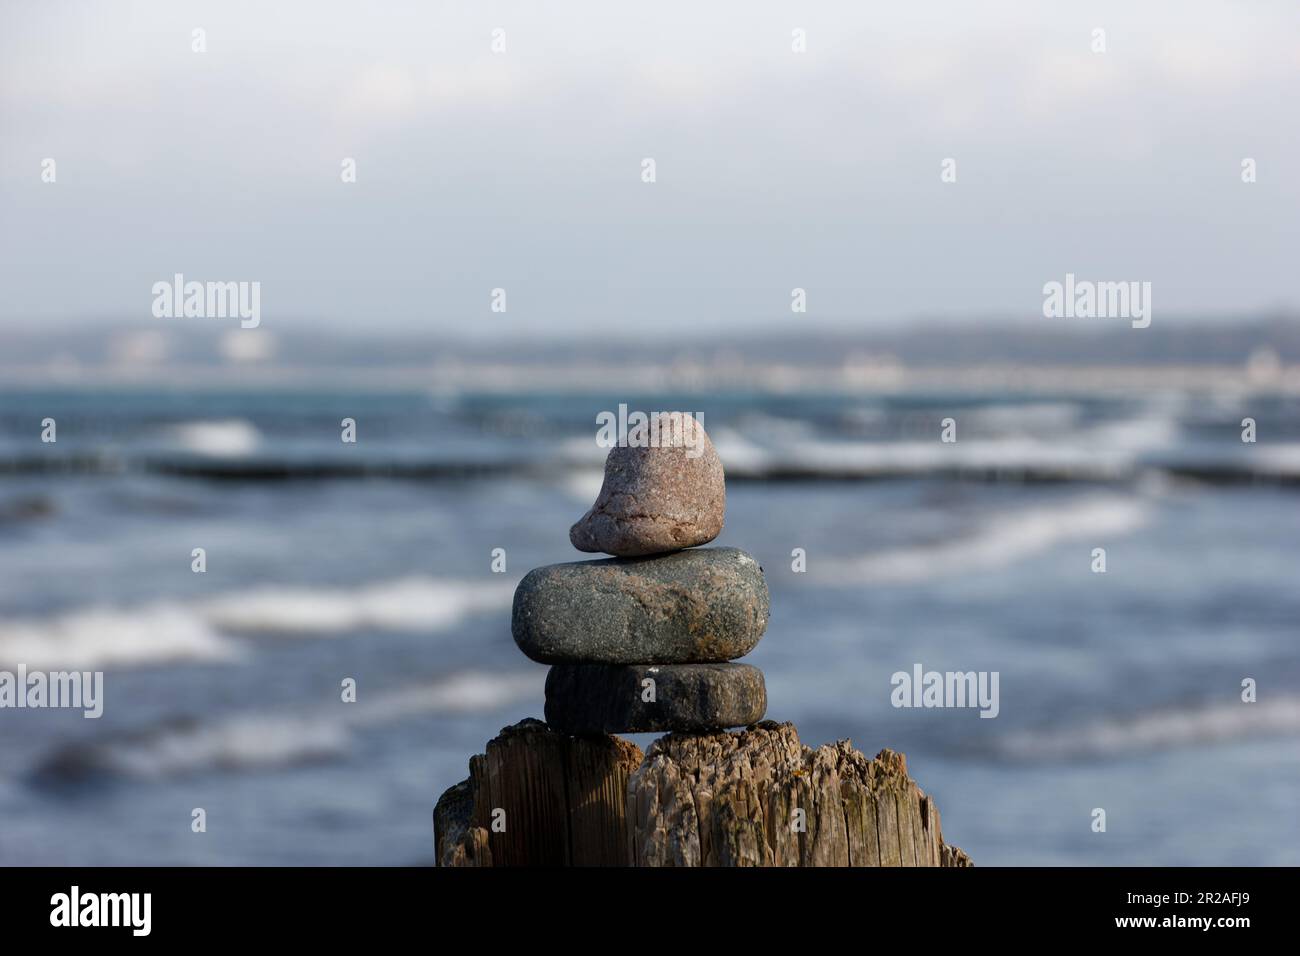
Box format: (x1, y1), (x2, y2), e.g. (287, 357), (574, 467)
(512, 412), (770, 734)
(438, 412), (972, 866)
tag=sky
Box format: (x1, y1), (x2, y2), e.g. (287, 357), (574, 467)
(2, 0), (1298, 339)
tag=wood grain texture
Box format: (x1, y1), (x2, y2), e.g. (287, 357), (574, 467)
(627, 721), (971, 867)
(435, 718), (972, 867)
(434, 718), (642, 866)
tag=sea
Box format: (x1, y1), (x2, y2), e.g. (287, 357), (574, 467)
(1, 384), (1298, 865)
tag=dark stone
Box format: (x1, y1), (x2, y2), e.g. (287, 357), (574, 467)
(511, 547), (769, 664)
(544, 663), (767, 735)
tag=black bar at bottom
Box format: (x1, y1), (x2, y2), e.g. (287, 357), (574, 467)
(0, 866), (1279, 941)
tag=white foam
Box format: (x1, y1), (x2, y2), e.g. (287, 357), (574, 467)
(720, 412), (1179, 479)
(773, 435), (1126, 477)
(998, 696), (1300, 760)
(202, 577), (513, 636)
(709, 428), (776, 474)
(0, 577), (514, 670)
(819, 495), (1150, 584)
(353, 671), (544, 724)
(0, 603), (238, 670)
(88, 715), (351, 780)
(1256, 443), (1300, 476)
(167, 419), (262, 457)
(54, 671), (542, 779)
(1084, 414), (1179, 451)
(559, 469), (605, 504)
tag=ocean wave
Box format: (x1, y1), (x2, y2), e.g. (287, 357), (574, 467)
(35, 715), (351, 781)
(996, 696), (1300, 760)
(31, 671), (542, 781)
(710, 428), (781, 475)
(748, 419), (1173, 480)
(4, 419), (1300, 487)
(0, 577), (513, 669)
(1084, 414), (1180, 452)
(5, 403), (1300, 487)
(0, 603), (239, 670)
(961, 401), (1084, 433)
(691, 413), (1180, 482)
(817, 495), (1151, 584)
(1256, 443), (1300, 475)
(165, 419), (262, 457)
(201, 577), (512, 636)
(789, 436), (1113, 476)
(350, 672), (543, 724)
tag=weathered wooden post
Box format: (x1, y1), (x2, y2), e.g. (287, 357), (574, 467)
(434, 719), (643, 867)
(434, 719), (970, 867)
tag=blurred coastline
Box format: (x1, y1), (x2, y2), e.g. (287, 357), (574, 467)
(5, 316), (1299, 392)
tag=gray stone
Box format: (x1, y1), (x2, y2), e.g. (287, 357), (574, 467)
(511, 547), (769, 664)
(570, 412), (725, 556)
(544, 663), (767, 735)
